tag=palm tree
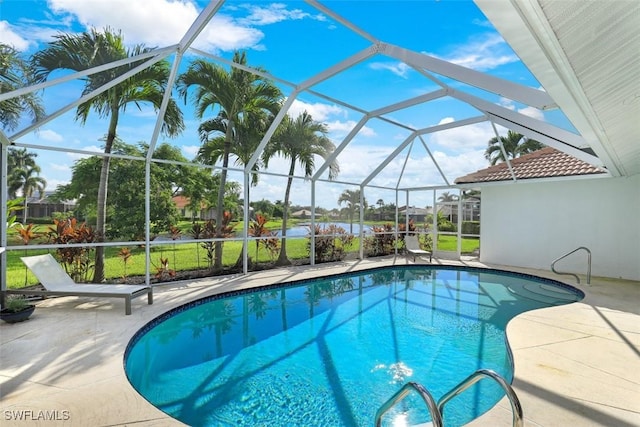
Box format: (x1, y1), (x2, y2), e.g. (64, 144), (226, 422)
(484, 130), (544, 165)
(7, 148), (38, 198)
(437, 191), (458, 203)
(32, 28), (184, 282)
(437, 191), (459, 223)
(196, 111), (273, 267)
(376, 198), (384, 220)
(9, 165), (46, 222)
(265, 111), (339, 265)
(177, 51), (282, 271)
(338, 189), (366, 233)
(0, 43), (44, 131)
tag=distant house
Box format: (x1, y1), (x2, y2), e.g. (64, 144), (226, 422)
(172, 195), (214, 220)
(23, 192), (75, 219)
(398, 206), (429, 222)
(291, 209), (319, 219)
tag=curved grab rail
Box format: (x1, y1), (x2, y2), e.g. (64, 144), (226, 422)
(551, 246), (591, 285)
(374, 381), (443, 427)
(437, 369), (523, 427)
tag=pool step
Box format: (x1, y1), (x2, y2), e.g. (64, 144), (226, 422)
(376, 369), (523, 427)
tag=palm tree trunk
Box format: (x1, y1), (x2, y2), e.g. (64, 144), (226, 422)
(214, 121), (233, 272)
(93, 106), (118, 283)
(276, 161), (295, 266)
(349, 209), (354, 234)
(234, 186), (250, 270)
(22, 197), (28, 223)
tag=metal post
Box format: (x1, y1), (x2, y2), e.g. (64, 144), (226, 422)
(0, 141), (7, 306)
(432, 190), (438, 252)
(144, 161), (151, 286)
(457, 189), (462, 258)
(394, 190), (399, 255)
(243, 173), (249, 274)
(359, 185), (364, 259)
(310, 180), (316, 265)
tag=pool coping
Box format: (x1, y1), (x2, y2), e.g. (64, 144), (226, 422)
(1, 256), (638, 426)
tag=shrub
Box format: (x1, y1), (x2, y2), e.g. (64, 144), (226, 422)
(307, 224), (354, 263)
(44, 218), (97, 282)
(437, 218), (457, 232)
(249, 214), (279, 262)
(461, 221), (480, 235)
(364, 223), (396, 257)
(195, 211), (235, 270)
(25, 217), (54, 225)
(419, 233), (433, 251)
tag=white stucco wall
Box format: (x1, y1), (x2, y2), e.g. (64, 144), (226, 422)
(479, 174), (640, 280)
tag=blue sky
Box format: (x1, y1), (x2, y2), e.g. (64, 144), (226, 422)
(0, 0), (560, 210)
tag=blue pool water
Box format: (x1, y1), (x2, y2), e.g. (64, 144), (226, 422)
(125, 266), (583, 426)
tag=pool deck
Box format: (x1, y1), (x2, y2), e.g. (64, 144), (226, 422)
(1, 257), (638, 426)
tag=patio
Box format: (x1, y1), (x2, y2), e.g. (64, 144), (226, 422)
(1, 257), (638, 426)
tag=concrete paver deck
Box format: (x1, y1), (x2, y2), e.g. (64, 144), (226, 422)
(1, 257), (638, 426)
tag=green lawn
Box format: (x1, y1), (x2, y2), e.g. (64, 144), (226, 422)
(4, 226), (479, 289)
(436, 235), (480, 253)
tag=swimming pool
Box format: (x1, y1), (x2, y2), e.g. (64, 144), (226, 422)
(125, 266), (583, 426)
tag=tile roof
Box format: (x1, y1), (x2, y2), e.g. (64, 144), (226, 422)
(454, 147), (607, 184)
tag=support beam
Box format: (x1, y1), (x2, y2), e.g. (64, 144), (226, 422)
(490, 120), (517, 181)
(369, 89), (447, 118)
(396, 140), (414, 189)
(362, 132), (416, 187)
(306, 0), (378, 44)
(147, 52), (183, 160)
(312, 114), (369, 180)
(450, 89), (602, 166)
(362, 116), (487, 187)
(297, 45), (380, 91)
(10, 53), (172, 141)
(418, 135), (449, 186)
(381, 43), (556, 110)
(0, 45), (178, 103)
(246, 91), (299, 172)
(178, 0), (225, 51)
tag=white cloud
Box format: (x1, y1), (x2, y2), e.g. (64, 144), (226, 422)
(44, 0), (322, 54)
(237, 3), (314, 26)
(369, 61), (411, 78)
(49, 163), (70, 172)
(429, 118), (498, 150)
(428, 33), (518, 71)
(289, 99), (345, 122)
(326, 120), (376, 138)
(286, 100), (375, 139)
(181, 145), (200, 158)
(47, 0), (263, 52)
(517, 106), (544, 121)
(498, 97), (544, 120)
(37, 129), (64, 143)
(44, 178), (71, 192)
(0, 21), (32, 50)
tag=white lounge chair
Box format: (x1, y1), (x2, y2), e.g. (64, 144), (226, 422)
(6, 254), (153, 315)
(405, 235), (432, 263)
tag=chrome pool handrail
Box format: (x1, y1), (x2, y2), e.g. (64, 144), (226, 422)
(551, 246), (591, 285)
(437, 369), (523, 427)
(374, 381), (443, 427)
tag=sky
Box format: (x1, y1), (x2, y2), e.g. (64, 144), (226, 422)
(0, 0), (568, 210)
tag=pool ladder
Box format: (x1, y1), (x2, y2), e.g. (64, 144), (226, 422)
(375, 368), (523, 427)
(551, 246), (591, 285)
